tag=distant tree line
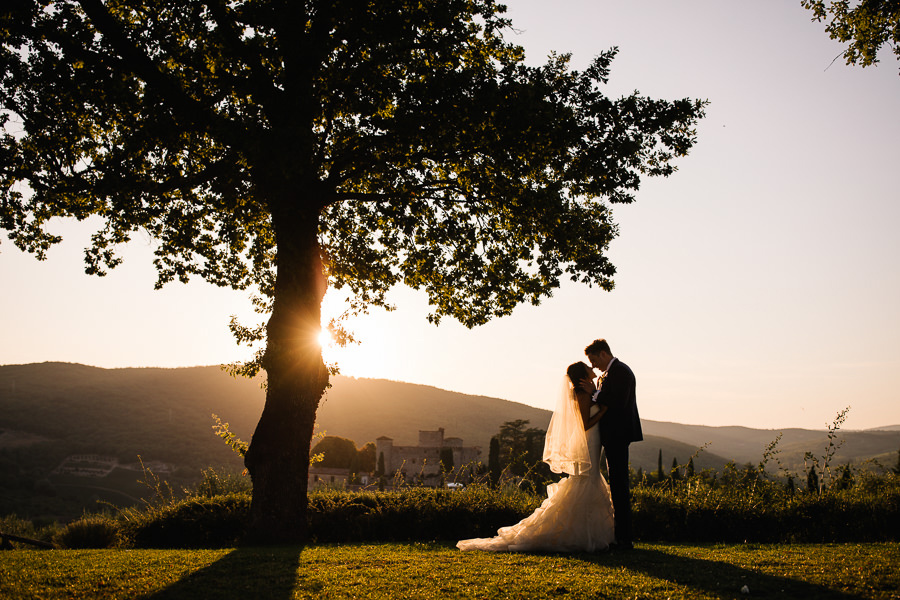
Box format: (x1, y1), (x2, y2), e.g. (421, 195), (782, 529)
(310, 436), (376, 483)
(486, 419), (555, 492)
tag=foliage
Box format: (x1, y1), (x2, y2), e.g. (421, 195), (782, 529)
(474, 420), (559, 495)
(440, 447), (454, 473)
(306, 484), (541, 544)
(492, 419), (553, 483)
(120, 493), (251, 549)
(822, 406), (850, 488)
(7, 457), (898, 549)
(210, 414), (249, 459)
(311, 435), (358, 469)
(802, 406), (850, 493)
(1, 1), (706, 541)
(86, 462), (900, 547)
(112, 463), (250, 547)
(213, 413), (328, 467)
(802, 0), (900, 73)
(488, 437), (501, 487)
(807, 464), (820, 493)
(192, 467), (252, 498)
(0, 4), (706, 342)
(631, 469), (900, 543)
(0, 513), (58, 546)
(53, 514), (120, 549)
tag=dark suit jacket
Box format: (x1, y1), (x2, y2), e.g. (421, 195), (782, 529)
(595, 358), (643, 448)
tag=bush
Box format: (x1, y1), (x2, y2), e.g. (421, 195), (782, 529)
(10, 464), (897, 548)
(120, 493), (251, 548)
(307, 484), (540, 543)
(53, 515), (120, 549)
(631, 470), (900, 543)
(0, 513), (58, 547)
(110, 483), (541, 548)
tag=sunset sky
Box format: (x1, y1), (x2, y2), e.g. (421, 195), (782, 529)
(2, 1), (898, 431)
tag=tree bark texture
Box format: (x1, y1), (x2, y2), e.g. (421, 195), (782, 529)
(243, 190), (329, 543)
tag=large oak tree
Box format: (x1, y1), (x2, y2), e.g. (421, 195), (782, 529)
(802, 0), (900, 73)
(1, 0), (705, 542)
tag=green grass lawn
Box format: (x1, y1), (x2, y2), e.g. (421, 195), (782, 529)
(2, 542), (898, 599)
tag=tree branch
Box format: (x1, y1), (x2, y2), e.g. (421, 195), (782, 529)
(201, 0), (280, 109)
(76, 0), (247, 145)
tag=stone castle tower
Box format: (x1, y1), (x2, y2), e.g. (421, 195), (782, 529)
(375, 427), (481, 483)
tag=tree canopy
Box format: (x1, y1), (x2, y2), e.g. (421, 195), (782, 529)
(1, 0), (706, 542)
(802, 0), (900, 73)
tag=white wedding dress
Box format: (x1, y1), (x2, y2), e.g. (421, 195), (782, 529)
(457, 395), (615, 553)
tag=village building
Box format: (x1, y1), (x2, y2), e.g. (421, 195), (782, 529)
(307, 428), (482, 489)
(375, 428), (481, 485)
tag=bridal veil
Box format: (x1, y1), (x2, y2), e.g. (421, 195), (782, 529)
(542, 377), (591, 477)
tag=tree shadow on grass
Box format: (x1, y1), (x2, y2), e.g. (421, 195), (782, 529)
(144, 546), (304, 600)
(575, 546), (865, 599)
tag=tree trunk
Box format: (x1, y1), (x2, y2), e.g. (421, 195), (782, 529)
(243, 197), (328, 544)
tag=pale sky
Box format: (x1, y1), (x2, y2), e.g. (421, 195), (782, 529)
(2, 1), (899, 431)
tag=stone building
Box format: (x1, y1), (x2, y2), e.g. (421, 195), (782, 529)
(307, 467), (374, 488)
(375, 428), (481, 485)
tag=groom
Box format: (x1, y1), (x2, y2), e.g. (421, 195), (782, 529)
(582, 338), (642, 549)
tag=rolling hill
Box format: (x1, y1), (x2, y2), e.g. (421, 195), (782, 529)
(2, 362), (897, 507)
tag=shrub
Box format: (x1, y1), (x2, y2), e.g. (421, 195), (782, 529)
(54, 515), (120, 549)
(16, 463), (897, 548)
(120, 493), (251, 548)
(631, 470), (900, 543)
(193, 467), (252, 497)
(0, 513), (59, 546)
(307, 484), (540, 543)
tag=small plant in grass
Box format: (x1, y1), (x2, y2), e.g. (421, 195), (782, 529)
(193, 467), (252, 498)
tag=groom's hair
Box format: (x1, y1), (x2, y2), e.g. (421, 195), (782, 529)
(585, 339), (611, 356)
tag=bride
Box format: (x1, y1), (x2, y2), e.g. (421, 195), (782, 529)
(457, 362), (615, 552)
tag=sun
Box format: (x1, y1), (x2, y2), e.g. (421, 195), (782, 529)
(316, 329), (333, 349)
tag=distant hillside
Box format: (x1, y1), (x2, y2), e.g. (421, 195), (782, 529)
(0, 362), (262, 471)
(2, 362), (897, 476)
(5, 362), (897, 522)
(642, 421), (900, 471)
(316, 376), (552, 451)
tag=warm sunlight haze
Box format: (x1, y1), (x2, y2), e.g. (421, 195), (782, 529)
(2, 1), (899, 431)
(316, 329), (332, 351)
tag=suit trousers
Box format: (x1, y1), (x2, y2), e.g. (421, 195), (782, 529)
(603, 443), (632, 544)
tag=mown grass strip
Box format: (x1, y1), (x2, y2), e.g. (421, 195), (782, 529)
(1, 542), (898, 600)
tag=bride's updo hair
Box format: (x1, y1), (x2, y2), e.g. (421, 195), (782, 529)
(566, 361), (592, 388)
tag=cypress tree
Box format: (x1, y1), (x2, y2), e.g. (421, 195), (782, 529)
(671, 456), (681, 481)
(807, 465), (819, 493)
(440, 447), (454, 473)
